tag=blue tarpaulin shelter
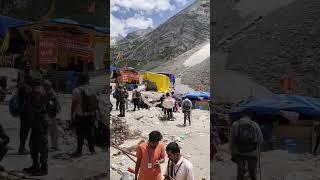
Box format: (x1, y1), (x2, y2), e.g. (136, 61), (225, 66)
(109, 66), (119, 72)
(51, 19), (109, 33)
(0, 16), (30, 37)
(182, 91), (210, 100)
(229, 94), (320, 119)
(0, 16), (109, 37)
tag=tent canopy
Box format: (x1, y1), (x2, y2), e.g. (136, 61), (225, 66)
(0, 16), (31, 37)
(0, 16), (109, 37)
(182, 91), (210, 100)
(157, 72), (175, 84)
(143, 72), (170, 93)
(109, 66), (119, 72)
(229, 94), (320, 119)
(51, 18), (109, 33)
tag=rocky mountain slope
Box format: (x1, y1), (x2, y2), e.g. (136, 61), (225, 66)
(111, 0), (210, 70)
(0, 0), (106, 26)
(117, 27), (153, 44)
(111, 34), (124, 45)
(223, 0), (320, 96)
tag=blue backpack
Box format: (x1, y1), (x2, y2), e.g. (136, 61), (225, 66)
(9, 95), (20, 117)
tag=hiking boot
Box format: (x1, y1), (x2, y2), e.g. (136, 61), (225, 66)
(70, 151), (82, 158)
(31, 163), (48, 176)
(31, 169), (47, 176)
(89, 151), (96, 155)
(49, 147), (59, 152)
(23, 164), (40, 174)
(18, 149), (30, 155)
(0, 165), (4, 171)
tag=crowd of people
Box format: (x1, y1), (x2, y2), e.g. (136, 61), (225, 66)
(111, 83), (194, 126)
(0, 55), (106, 176)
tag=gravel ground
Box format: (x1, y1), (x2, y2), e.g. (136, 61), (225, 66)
(213, 144), (320, 180)
(109, 93), (210, 180)
(0, 68), (108, 179)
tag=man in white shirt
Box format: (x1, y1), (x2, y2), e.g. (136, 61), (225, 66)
(163, 93), (176, 120)
(164, 142), (194, 180)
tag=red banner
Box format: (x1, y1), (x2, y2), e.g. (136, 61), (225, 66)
(38, 33), (58, 65)
(56, 32), (93, 58)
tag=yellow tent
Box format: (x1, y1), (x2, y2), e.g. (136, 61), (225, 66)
(143, 72), (170, 93)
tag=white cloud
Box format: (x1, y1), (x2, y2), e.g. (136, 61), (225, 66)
(110, 0), (193, 41)
(125, 15), (153, 29)
(112, 0), (175, 12)
(110, 14), (127, 38)
(110, 14), (154, 39)
(174, 0), (188, 6)
(111, 5), (120, 12)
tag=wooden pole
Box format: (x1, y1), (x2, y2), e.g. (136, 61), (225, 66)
(111, 142), (137, 163)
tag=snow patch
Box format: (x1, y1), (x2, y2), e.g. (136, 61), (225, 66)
(183, 43), (210, 67)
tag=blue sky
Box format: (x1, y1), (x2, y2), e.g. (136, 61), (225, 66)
(111, 0), (194, 43)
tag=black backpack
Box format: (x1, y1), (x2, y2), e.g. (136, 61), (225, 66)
(236, 123), (257, 153)
(183, 100), (192, 110)
(136, 91), (141, 98)
(30, 85), (47, 113)
(9, 94), (20, 117)
(80, 86), (98, 113)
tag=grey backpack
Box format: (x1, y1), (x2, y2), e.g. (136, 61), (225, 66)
(236, 123), (257, 153)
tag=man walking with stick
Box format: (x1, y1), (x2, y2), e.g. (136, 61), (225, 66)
(182, 98), (192, 126)
(230, 111), (263, 180)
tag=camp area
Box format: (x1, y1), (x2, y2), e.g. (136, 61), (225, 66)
(0, 15), (110, 180)
(110, 66), (211, 109)
(0, 15), (109, 93)
(213, 94), (320, 179)
(110, 68), (210, 179)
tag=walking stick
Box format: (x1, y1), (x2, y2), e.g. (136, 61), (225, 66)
(111, 141), (137, 163)
(258, 146), (262, 180)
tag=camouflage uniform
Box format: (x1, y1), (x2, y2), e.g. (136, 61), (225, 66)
(17, 70), (33, 154)
(24, 71), (49, 175)
(118, 89), (127, 117)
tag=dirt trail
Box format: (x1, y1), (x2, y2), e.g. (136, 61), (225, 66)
(213, 144), (320, 180)
(213, 51), (272, 103)
(109, 94), (210, 180)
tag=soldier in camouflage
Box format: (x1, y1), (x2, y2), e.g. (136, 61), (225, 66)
(23, 68), (49, 176)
